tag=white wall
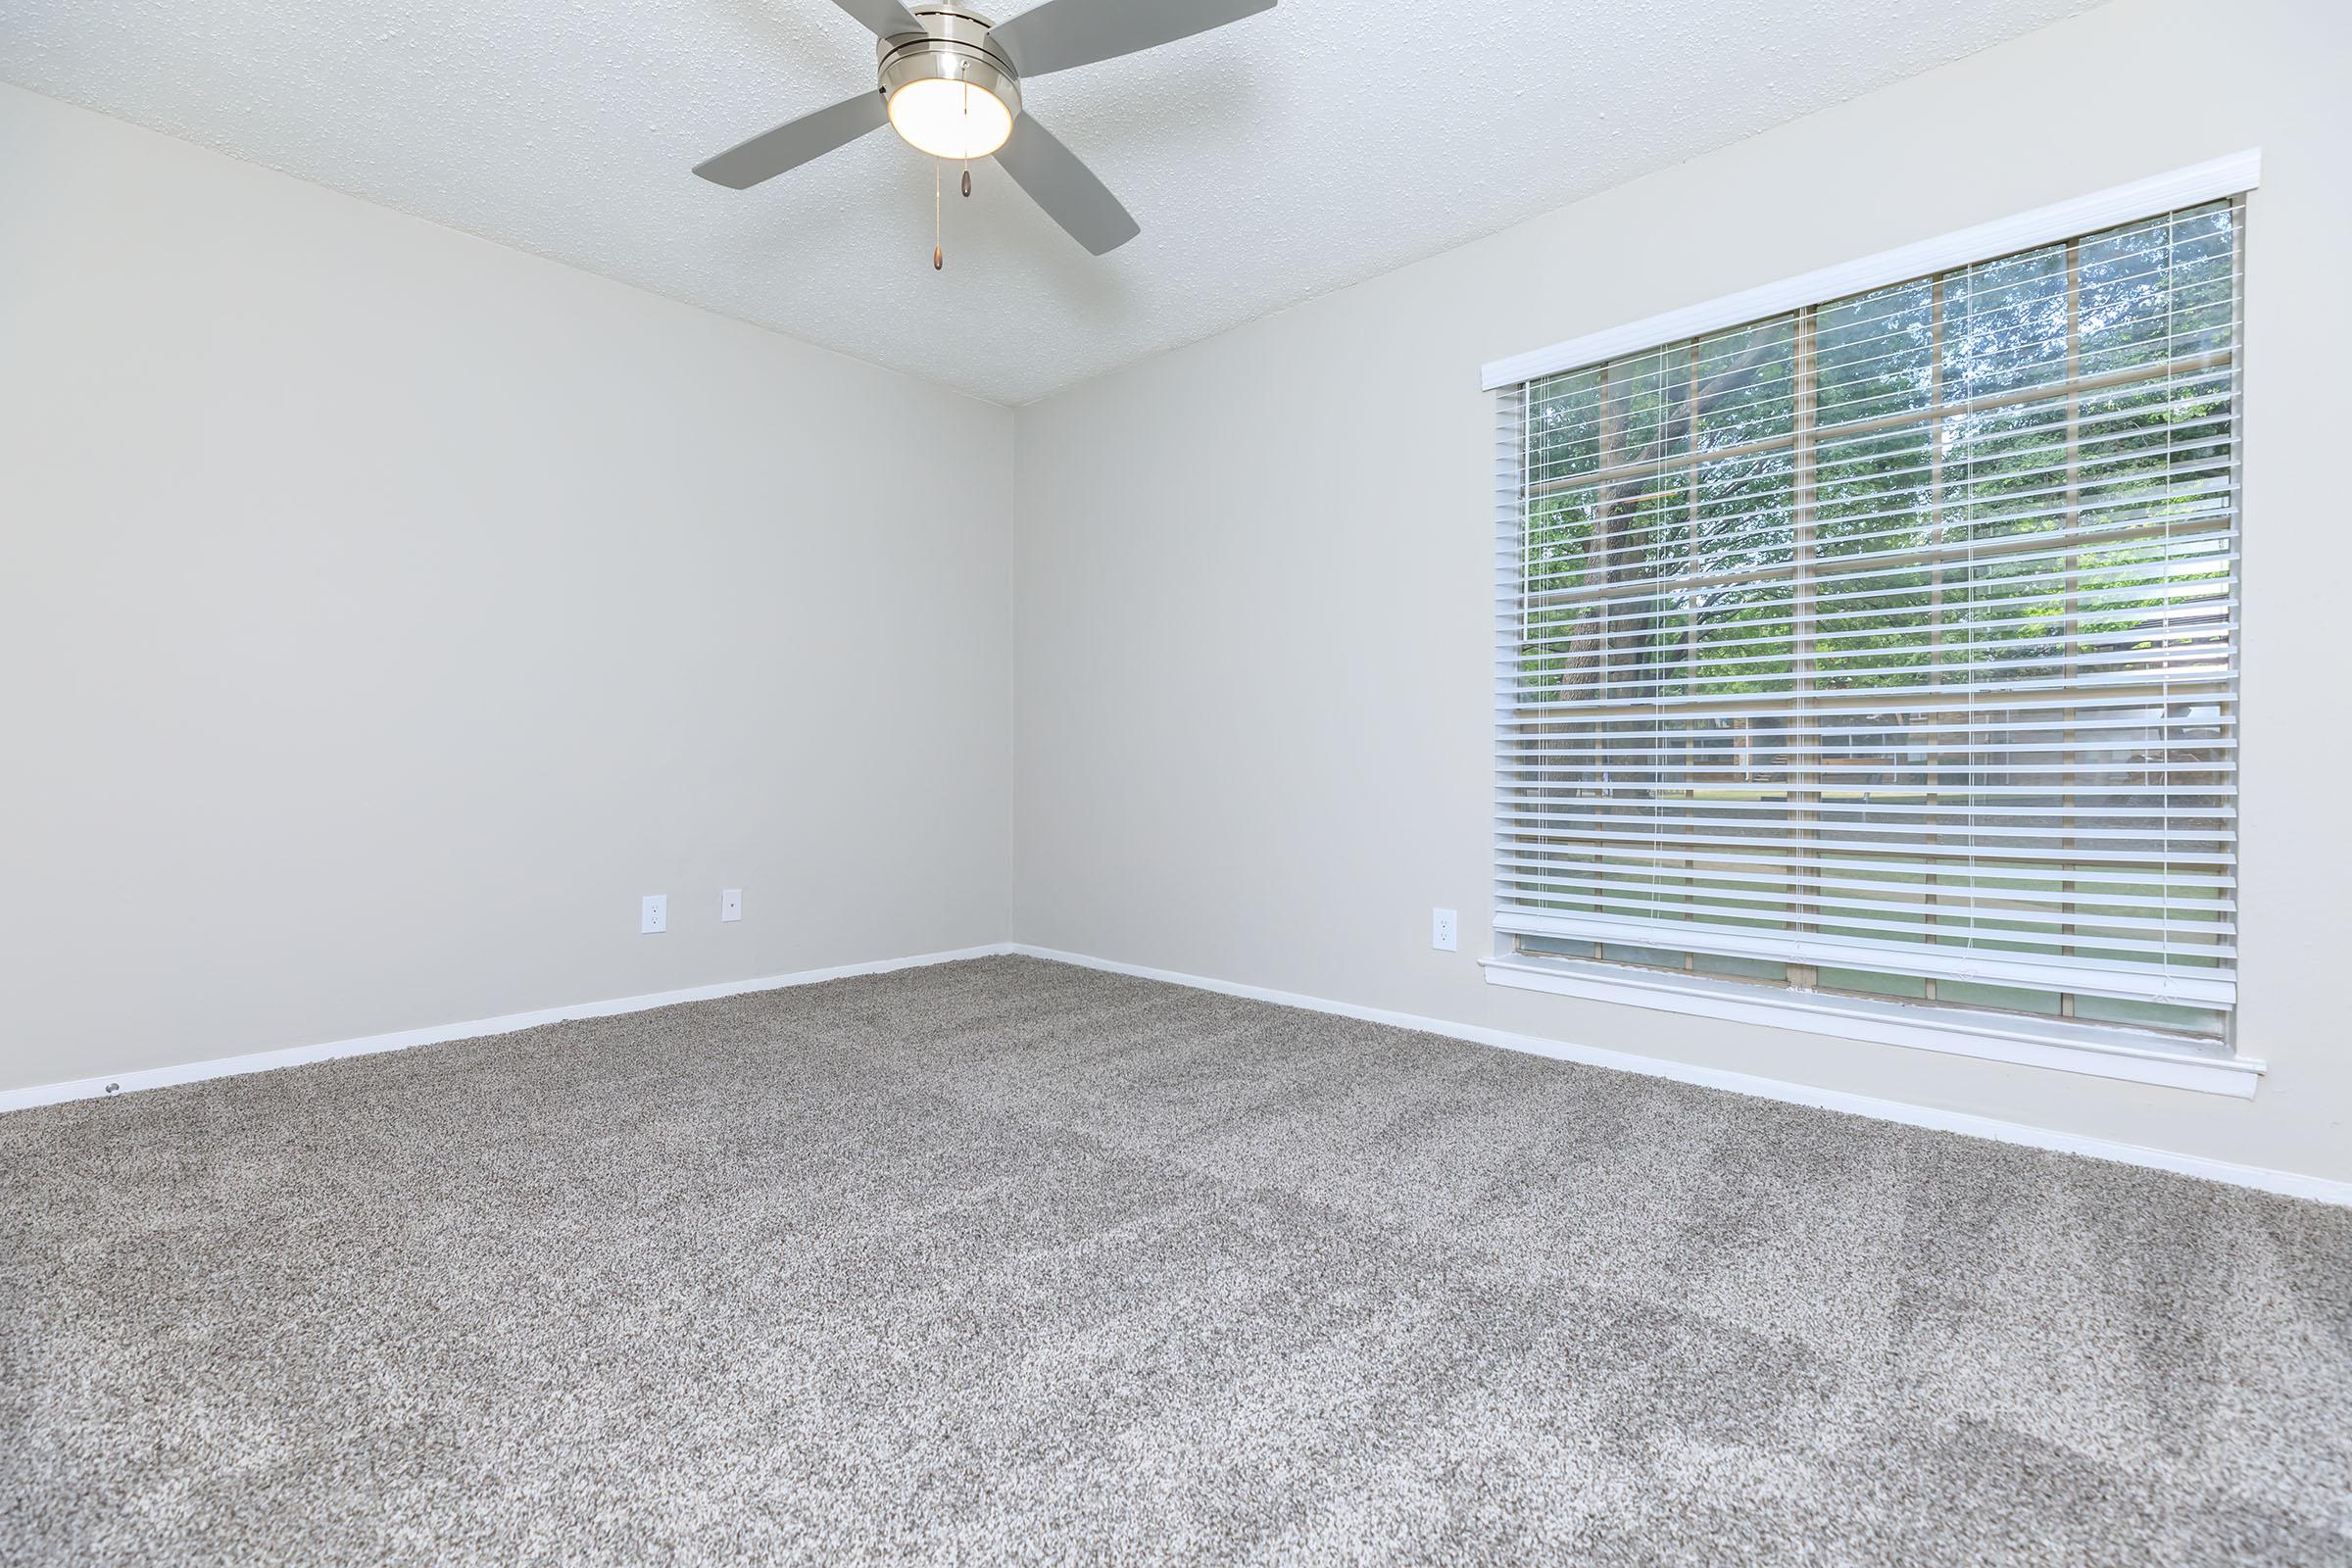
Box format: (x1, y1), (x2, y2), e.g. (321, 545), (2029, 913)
(1012, 0), (2352, 1184)
(7, 0), (2347, 1186)
(0, 83), (1012, 1092)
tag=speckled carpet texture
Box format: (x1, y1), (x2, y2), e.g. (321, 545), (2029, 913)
(3, 956), (2347, 1566)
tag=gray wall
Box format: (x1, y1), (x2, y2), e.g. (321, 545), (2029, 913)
(1, 83), (1013, 1089)
(1012, 0), (2352, 1183)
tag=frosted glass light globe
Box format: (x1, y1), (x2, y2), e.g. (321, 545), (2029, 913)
(888, 78), (1012, 161)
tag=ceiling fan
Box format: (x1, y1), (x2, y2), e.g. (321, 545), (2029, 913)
(694, 0), (1274, 258)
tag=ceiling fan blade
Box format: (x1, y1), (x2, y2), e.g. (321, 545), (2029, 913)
(829, 0), (924, 37)
(993, 115), (1140, 255)
(988, 0), (1274, 77)
(694, 92), (888, 189)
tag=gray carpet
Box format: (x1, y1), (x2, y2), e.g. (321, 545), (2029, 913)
(2, 956), (2347, 1566)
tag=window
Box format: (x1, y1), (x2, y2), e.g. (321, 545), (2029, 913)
(1489, 172), (2251, 1079)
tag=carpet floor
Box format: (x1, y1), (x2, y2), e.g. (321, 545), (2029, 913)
(2, 956), (2347, 1566)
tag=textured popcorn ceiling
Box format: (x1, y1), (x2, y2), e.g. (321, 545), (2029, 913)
(2, 0), (2101, 405)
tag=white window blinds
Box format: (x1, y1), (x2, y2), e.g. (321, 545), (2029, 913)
(1493, 196), (2244, 1012)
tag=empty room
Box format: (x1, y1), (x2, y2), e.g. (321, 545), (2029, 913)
(4, 0), (2348, 1561)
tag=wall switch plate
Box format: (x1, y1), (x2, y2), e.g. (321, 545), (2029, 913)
(641, 894), (667, 935)
(720, 889), (743, 923)
(1432, 907), (1458, 952)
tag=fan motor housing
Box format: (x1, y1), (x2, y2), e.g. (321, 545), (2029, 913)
(876, 6), (1021, 122)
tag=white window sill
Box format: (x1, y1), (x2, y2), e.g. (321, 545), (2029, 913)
(1481, 955), (2264, 1099)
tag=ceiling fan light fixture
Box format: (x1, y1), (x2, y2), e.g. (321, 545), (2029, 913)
(887, 75), (1013, 160)
(877, 18), (1021, 161)
(694, 0), (1281, 256)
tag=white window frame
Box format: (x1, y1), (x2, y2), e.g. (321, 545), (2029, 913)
(1480, 154), (2265, 1099)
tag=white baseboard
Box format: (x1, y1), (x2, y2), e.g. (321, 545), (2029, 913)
(0, 944), (1016, 1114)
(1004, 944), (2352, 1209)
(14, 938), (2343, 1209)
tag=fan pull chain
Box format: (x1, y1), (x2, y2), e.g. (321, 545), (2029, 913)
(960, 82), (971, 198)
(933, 161), (943, 270)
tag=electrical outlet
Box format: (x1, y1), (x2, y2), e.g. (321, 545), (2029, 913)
(1432, 907), (1458, 952)
(641, 894), (667, 935)
(720, 888), (743, 923)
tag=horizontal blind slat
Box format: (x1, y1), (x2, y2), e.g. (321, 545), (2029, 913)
(1490, 907), (2237, 1005)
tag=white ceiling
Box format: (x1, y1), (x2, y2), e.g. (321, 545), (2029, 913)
(3, 0), (2101, 405)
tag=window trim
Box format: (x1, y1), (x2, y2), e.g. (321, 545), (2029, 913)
(1481, 951), (2264, 1098)
(1479, 150), (2261, 391)
(1485, 158), (2266, 1092)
